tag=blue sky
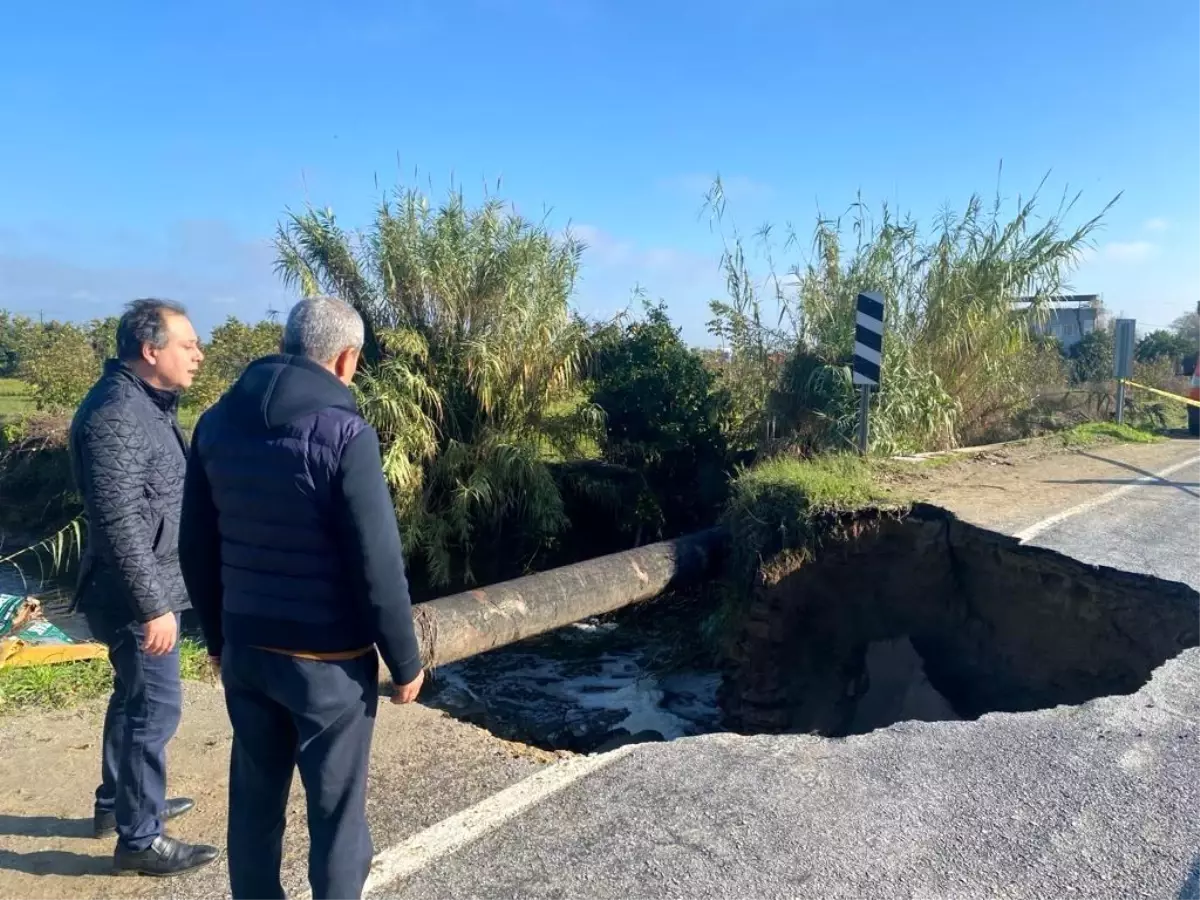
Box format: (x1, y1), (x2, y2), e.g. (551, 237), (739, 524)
(1, 0), (1197, 343)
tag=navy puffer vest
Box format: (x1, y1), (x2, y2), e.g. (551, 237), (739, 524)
(192, 355), (370, 651)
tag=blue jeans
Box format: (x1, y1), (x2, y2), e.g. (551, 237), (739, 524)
(87, 609), (182, 852)
(221, 644), (378, 900)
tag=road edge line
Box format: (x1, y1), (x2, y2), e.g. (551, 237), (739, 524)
(1013, 454), (1200, 544)
(359, 744), (636, 895)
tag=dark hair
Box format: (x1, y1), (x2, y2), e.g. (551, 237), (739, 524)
(115, 298), (188, 362)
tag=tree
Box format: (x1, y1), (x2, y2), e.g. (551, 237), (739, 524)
(1171, 310), (1199, 345)
(86, 316), (119, 361)
(1135, 329), (1191, 365)
(274, 184), (597, 590)
(1067, 326), (1114, 385)
(186, 318), (283, 411)
(590, 300), (731, 536)
(19, 322), (102, 412)
(0, 312), (36, 377)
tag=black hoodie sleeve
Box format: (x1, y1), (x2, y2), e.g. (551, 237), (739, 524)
(179, 415), (225, 657)
(333, 426), (423, 686)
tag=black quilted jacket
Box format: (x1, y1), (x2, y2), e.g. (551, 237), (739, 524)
(69, 360), (191, 623)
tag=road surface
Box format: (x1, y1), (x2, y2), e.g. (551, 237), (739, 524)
(378, 442), (1200, 899)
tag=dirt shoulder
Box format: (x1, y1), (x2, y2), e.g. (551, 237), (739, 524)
(878, 435), (1200, 535)
(0, 681), (562, 899)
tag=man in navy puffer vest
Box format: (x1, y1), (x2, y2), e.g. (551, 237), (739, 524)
(179, 296), (425, 900)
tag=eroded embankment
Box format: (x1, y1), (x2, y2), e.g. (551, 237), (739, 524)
(721, 503), (1200, 736)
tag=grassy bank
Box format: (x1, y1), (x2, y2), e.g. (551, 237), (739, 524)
(1057, 421), (1163, 448)
(0, 639), (212, 716)
(0, 378), (34, 424)
(721, 454), (904, 588)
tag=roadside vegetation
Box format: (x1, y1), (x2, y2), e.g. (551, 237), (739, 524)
(0, 639), (211, 715)
(1, 174), (1198, 712)
(720, 454), (899, 587)
(0, 378), (34, 424)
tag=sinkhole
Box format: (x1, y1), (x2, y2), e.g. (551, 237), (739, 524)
(420, 505), (1200, 753)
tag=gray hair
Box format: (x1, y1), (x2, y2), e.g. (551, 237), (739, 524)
(116, 298), (188, 361)
(282, 296), (365, 363)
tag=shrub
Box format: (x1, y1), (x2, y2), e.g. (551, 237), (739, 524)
(18, 323), (101, 413)
(186, 317), (284, 412)
(1068, 327), (1114, 385)
(590, 300), (732, 537)
(1136, 329), (1191, 366)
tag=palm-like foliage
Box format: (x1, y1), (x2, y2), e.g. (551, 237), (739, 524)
(274, 185), (598, 589)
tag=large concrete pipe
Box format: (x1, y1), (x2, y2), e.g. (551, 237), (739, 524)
(391, 527), (725, 679)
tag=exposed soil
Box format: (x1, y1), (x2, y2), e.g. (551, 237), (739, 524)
(721, 505), (1200, 735)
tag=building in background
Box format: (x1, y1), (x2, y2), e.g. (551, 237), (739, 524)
(1015, 294), (1102, 350)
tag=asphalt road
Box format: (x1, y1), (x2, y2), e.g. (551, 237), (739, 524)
(1024, 452), (1200, 592)
(377, 453), (1200, 900)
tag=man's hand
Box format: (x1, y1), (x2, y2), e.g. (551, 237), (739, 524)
(142, 612), (178, 656)
(390, 670), (425, 705)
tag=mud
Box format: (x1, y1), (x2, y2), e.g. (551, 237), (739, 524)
(721, 505), (1200, 735)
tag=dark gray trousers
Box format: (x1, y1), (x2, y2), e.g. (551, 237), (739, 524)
(221, 643), (378, 900)
(87, 609), (183, 853)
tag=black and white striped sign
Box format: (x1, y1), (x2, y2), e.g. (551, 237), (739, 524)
(853, 291), (885, 386)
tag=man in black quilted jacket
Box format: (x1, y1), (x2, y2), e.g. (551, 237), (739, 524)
(69, 298), (218, 877)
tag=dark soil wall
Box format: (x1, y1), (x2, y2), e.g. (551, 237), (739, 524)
(721, 505), (1200, 735)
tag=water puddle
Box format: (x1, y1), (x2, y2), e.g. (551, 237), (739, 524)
(422, 610), (724, 753)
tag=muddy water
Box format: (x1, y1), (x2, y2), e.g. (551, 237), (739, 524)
(422, 613), (724, 753)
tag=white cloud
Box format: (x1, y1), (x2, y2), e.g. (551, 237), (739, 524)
(0, 220), (294, 336)
(569, 224), (703, 273)
(567, 224), (726, 338)
(1102, 240), (1158, 264)
(1142, 217), (1169, 233)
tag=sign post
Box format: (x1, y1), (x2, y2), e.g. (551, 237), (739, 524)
(1113, 318), (1136, 425)
(853, 291), (885, 454)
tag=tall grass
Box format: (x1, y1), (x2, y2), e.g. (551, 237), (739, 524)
(0, 518), (85, 590)
(706, 172), (1117, 454)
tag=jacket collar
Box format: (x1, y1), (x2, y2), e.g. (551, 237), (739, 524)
(104, 359), (181, 415)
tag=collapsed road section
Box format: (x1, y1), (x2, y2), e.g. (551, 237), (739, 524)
(408, 501), (1198, 751)
(721, 503), (1199, 735)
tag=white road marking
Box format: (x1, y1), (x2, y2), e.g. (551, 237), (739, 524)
(1013, 455), (1200, 544)
(360, 745), (635, 895)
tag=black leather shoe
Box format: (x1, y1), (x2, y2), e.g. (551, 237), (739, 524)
(113, 834), (219, 877)
(94, 797), (196, 839)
